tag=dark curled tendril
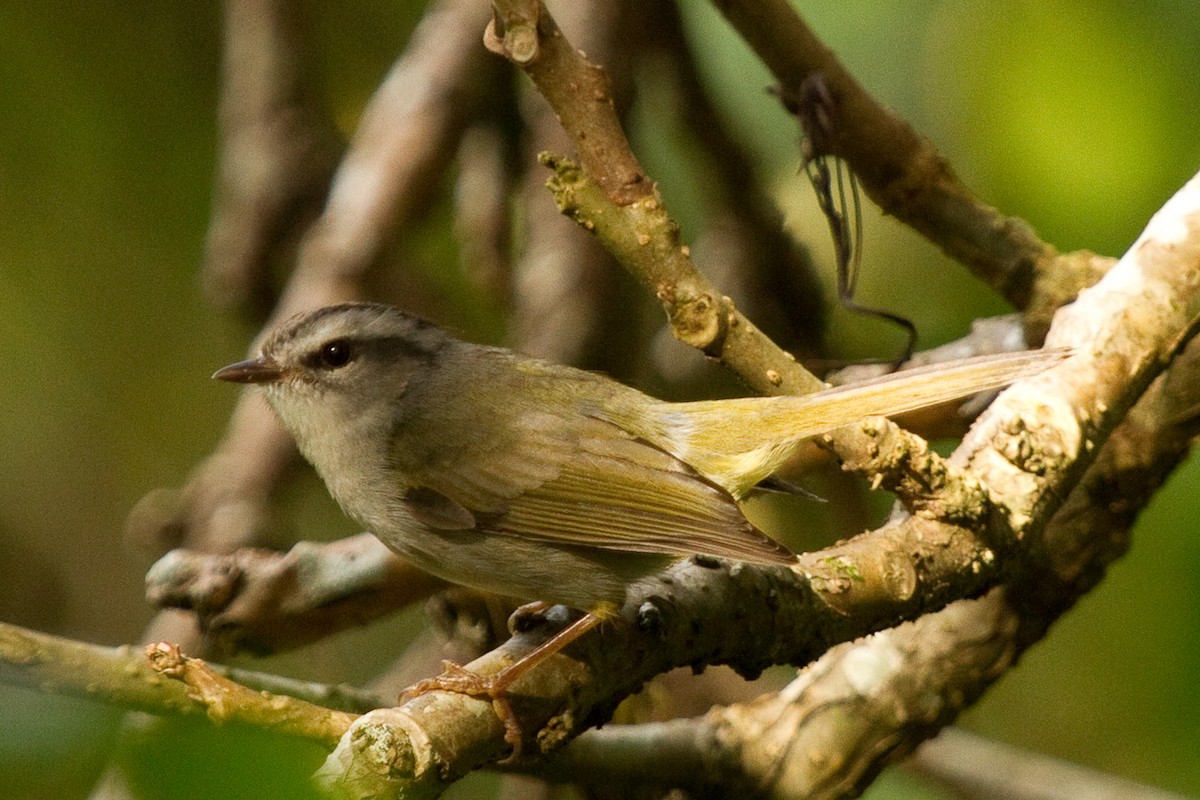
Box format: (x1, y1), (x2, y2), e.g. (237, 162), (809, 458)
(790, 72), (918, 368)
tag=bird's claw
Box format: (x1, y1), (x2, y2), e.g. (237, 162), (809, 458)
(399, 660), (526, 759)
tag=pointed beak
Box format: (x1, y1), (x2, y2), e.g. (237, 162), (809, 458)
(212, 356), (284, 384)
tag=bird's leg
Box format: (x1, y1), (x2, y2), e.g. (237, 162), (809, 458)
(400, 609), (603, 757)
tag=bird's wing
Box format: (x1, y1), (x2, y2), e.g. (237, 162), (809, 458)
(401, 411), (795, 566)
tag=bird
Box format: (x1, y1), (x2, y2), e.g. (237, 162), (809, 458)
(214, 301), (1065, 749)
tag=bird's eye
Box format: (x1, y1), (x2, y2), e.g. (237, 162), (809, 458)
(315, 339), (354, 369)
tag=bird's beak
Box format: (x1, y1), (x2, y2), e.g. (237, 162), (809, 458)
(212, 356), (283, 384)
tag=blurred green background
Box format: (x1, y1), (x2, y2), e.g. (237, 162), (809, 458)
(1, 2), (1198, 798)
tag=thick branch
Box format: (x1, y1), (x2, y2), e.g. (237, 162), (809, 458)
(958, 171), (1200, 538)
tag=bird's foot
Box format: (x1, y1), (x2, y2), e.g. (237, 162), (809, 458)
(400, 660), (525, 758)
(399, 611), (604, 762)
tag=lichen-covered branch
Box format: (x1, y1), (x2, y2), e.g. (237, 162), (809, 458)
(0, 622), (356, 748)
(713, 175), (1200, 798)
(959, 171), (1200, 539)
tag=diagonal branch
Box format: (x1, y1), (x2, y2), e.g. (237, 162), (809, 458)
(487, 3), (1049, 548)
(0, 621), (357, 747)
(708, 0), (1111, 332)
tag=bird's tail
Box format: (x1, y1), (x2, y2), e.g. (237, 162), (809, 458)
(652, 348), (1070, 496)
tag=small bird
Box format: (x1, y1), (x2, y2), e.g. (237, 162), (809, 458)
(215, 302), (1064, 747)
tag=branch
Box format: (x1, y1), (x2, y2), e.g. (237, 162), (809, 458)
(452, 124), (515, 302)
(485, 0), (650, 205)
(526, 593), (1024, 795)
(145, 533), (446, 656)
(202, 0), (342, 313)
(489, 3), (809, 393)
(911, 728), (1193, 800)
(0, 621), (356, 748)
(143, 642), (355, 747)
(708, 0), (1087, 315)
(532, 686), (1193, 800)
(959, 171), (1200, 537)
